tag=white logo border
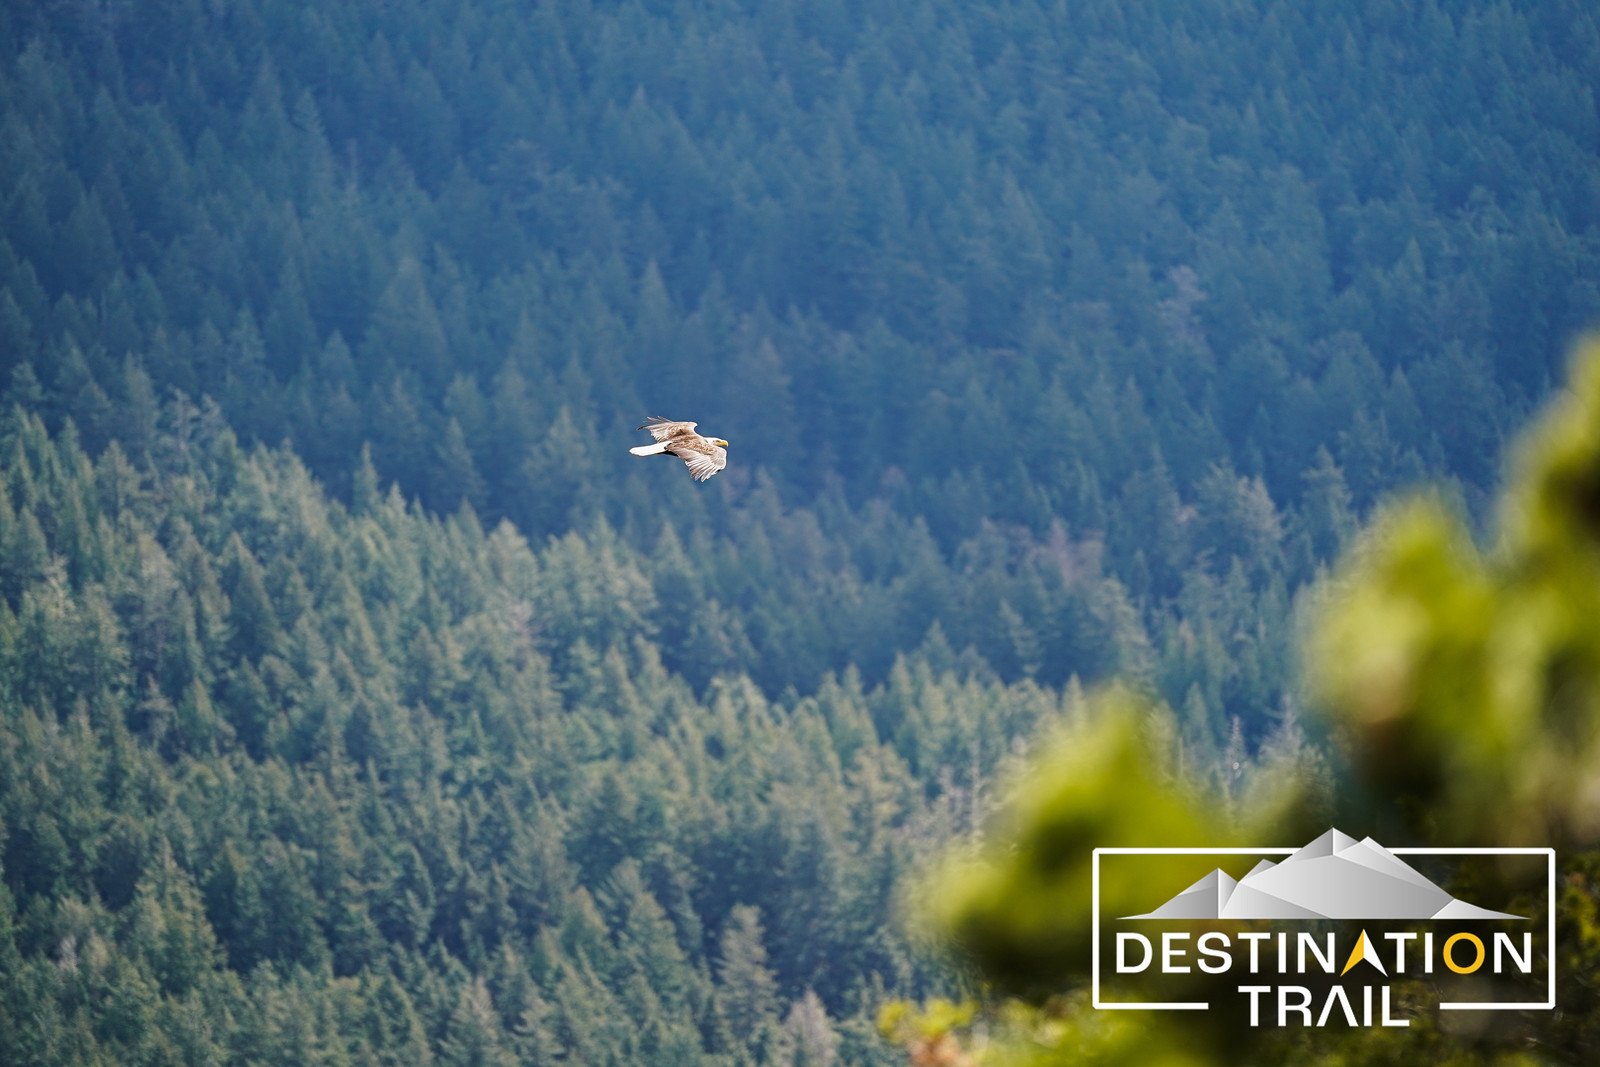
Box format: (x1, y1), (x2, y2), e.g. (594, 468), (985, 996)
(1090, 846), (1557, 1012)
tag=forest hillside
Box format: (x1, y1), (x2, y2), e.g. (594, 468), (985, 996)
(1, 0), (1597, 1062)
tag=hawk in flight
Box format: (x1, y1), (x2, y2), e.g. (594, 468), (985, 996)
(629, 417), (730, 481)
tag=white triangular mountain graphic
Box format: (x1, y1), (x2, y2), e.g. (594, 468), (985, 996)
(1124, 828), (1522, 920)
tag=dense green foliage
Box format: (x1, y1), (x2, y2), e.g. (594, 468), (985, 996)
(887, 338), (1600, 1066)
(3, 0), (1598, 722)
(0, 407), (1062, 1062)
(1, 0), (1597, 1062)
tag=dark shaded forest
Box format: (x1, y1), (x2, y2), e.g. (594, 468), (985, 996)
(0, 0), (1596, 1062)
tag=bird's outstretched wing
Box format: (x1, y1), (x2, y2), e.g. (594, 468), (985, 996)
(674, 439), (727, 482)
(639, 416), (697, 442)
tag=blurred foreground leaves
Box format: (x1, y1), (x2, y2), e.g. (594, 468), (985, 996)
(886, 339), (1600, 1065)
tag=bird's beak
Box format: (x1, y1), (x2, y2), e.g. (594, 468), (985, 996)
(717, 438), (730, 447)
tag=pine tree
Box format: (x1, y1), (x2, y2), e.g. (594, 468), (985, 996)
(439, 978), (519, 1067)
(224, 535), (280, 660)
(362, 256), (450, 390)
(715, 905), (781, 1045)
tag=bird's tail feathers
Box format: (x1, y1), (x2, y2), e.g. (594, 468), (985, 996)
(630, 442), (669, 456)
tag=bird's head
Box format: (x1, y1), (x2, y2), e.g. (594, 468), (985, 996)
(714, 438), (730, 447)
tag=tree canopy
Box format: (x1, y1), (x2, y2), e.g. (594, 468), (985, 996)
(1, 0), (1597, 1062)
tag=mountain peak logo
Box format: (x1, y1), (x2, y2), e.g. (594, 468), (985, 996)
(1123, 828), (1521, 921)
(1091, 828), (1556, 1021)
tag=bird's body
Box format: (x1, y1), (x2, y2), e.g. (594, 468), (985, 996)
(630, 417), (730, 481)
